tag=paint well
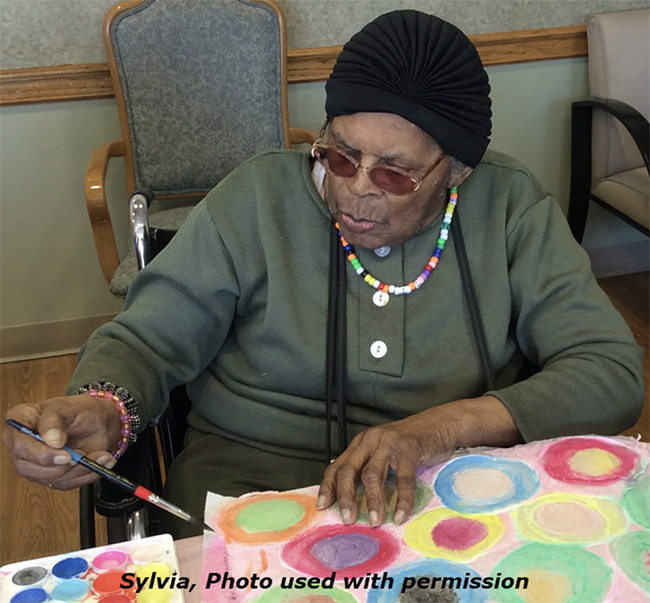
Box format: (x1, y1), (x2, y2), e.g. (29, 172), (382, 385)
(93, 570), (131, 596)
(52, 557), (89, 580)
(131, 544), (167, 565)
(98, 595), (132, 603)
(51, 578), (90, 602)
(11, 566), (48, 587)
(93, 550), (130, 573)
(137, 589), (173, 603)
(135, 563), (171, 582)
(10, 588), (49, 603)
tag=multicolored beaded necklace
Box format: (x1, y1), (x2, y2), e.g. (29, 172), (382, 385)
(337, 186), (458, 296)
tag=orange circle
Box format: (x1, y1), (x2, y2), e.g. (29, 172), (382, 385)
(217, 492), (318, 544)
(93, 571), (131, 596)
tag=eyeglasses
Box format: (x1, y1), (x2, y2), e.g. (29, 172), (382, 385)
(311, 143), (446, 196)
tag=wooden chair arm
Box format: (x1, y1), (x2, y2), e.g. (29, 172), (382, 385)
(84, 139), (126, 284)
(289, 127), (317, 146)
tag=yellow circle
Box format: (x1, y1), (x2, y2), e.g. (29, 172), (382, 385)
(134, 562), (171, 581)
(513, 493), (626, 544)
(403, 507), (504, 562)
(568, 448), (621, 477)
(137, 589), (173, 603)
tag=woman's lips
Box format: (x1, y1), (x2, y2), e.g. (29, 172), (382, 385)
(340, 212), (377, 233)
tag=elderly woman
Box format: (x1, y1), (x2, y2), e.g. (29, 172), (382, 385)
(4, 11), (643, 537)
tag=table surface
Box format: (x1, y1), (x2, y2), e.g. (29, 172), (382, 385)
(176, 536), (203, 603)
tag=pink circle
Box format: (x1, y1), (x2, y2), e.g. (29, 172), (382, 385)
(542, 437), (638, 485)
(92, 550), (130, 573)
(281, 524), (400, 579)
(431, 517), (489, 550)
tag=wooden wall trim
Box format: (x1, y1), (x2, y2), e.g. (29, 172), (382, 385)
(0, 25), (587, 107)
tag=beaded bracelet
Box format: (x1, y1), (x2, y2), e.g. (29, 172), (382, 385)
(76, 382), (140, 460)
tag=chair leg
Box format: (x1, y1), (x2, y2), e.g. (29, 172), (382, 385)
(79, 484), (96, 549)
(568, 104), (594, 243)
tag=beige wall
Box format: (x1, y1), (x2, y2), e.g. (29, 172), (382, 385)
(1, 1), (648, 358)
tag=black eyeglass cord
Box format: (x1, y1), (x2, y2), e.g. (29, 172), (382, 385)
(325, 219), (348, 465)
(324, 203), (495, 465)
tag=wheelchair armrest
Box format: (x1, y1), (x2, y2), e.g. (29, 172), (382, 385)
(84, 139), (126, 284)
(93, 427), (161, 517)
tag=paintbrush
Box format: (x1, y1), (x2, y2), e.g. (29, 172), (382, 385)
(7, 419), (214, 533)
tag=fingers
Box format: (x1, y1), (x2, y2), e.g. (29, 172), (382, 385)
(392, 461), (418, 525)
(3, 397), (119, 489)
(317, 425), (422, 528)
(358, 447), (392, 526)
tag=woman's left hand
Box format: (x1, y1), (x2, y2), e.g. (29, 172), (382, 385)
(316, 395), (521, 526)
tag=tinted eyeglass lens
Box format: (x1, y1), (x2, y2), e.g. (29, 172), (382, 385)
(324, 148), (357, 177)
(369, 169), (415, 195)
(315, 146), (418, 195)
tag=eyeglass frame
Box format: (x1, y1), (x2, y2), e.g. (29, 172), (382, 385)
(310, 119), (447, 196)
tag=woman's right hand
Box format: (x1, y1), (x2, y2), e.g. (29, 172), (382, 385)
(2, 394), (123, 490)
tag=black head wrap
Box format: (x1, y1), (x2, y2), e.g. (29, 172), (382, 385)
(325, 10), (491, 167)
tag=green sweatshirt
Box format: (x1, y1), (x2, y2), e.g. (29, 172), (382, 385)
(69, 150), (643, 462)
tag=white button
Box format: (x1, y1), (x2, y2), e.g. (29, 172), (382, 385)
(370, 340), (388, 358)
(373, 290), (390, 307)
(374, 246), (391, 257)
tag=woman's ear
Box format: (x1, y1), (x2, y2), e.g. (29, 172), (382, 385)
(450, 165), (473, 188)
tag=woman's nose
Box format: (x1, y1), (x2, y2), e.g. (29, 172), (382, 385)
(347, 164), (382, 196)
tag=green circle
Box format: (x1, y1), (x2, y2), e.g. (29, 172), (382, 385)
(610, 530), (650, 591)
(252, 585), (358, 603)
(621, 474), (650, 528)
(334, 474), (433, 525)
(235, 499), (306, 533)
(489, 543), (612, 603)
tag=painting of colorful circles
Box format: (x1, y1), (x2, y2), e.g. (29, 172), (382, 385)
(200, 436), (650, 603)
(541, 436), (640, 485)
(433, 455), (540, 513)
(333, 472), (433, 525)
(216, 492), (318, 544)
(281, 524), (402, 579)
(489, 543), (613, 603)
(366, 559), (489, 603)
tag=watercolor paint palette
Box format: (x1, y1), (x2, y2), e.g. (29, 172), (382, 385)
(201, 435), (650, 603)
(1, 534), (184, 603)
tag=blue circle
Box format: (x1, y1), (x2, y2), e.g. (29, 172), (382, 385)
(367, 559), (487, 603)
(52, 557), (89, 580)
(10, 588), (49, 603)
(51, 579), (90, 602)
(434, 455), (539, 513)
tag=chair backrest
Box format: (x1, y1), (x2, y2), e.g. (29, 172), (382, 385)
(587, 8), (650, 183)
(105, 0), (291, 198)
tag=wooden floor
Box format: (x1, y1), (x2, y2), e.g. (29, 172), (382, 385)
(1, 272), (648, 565)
